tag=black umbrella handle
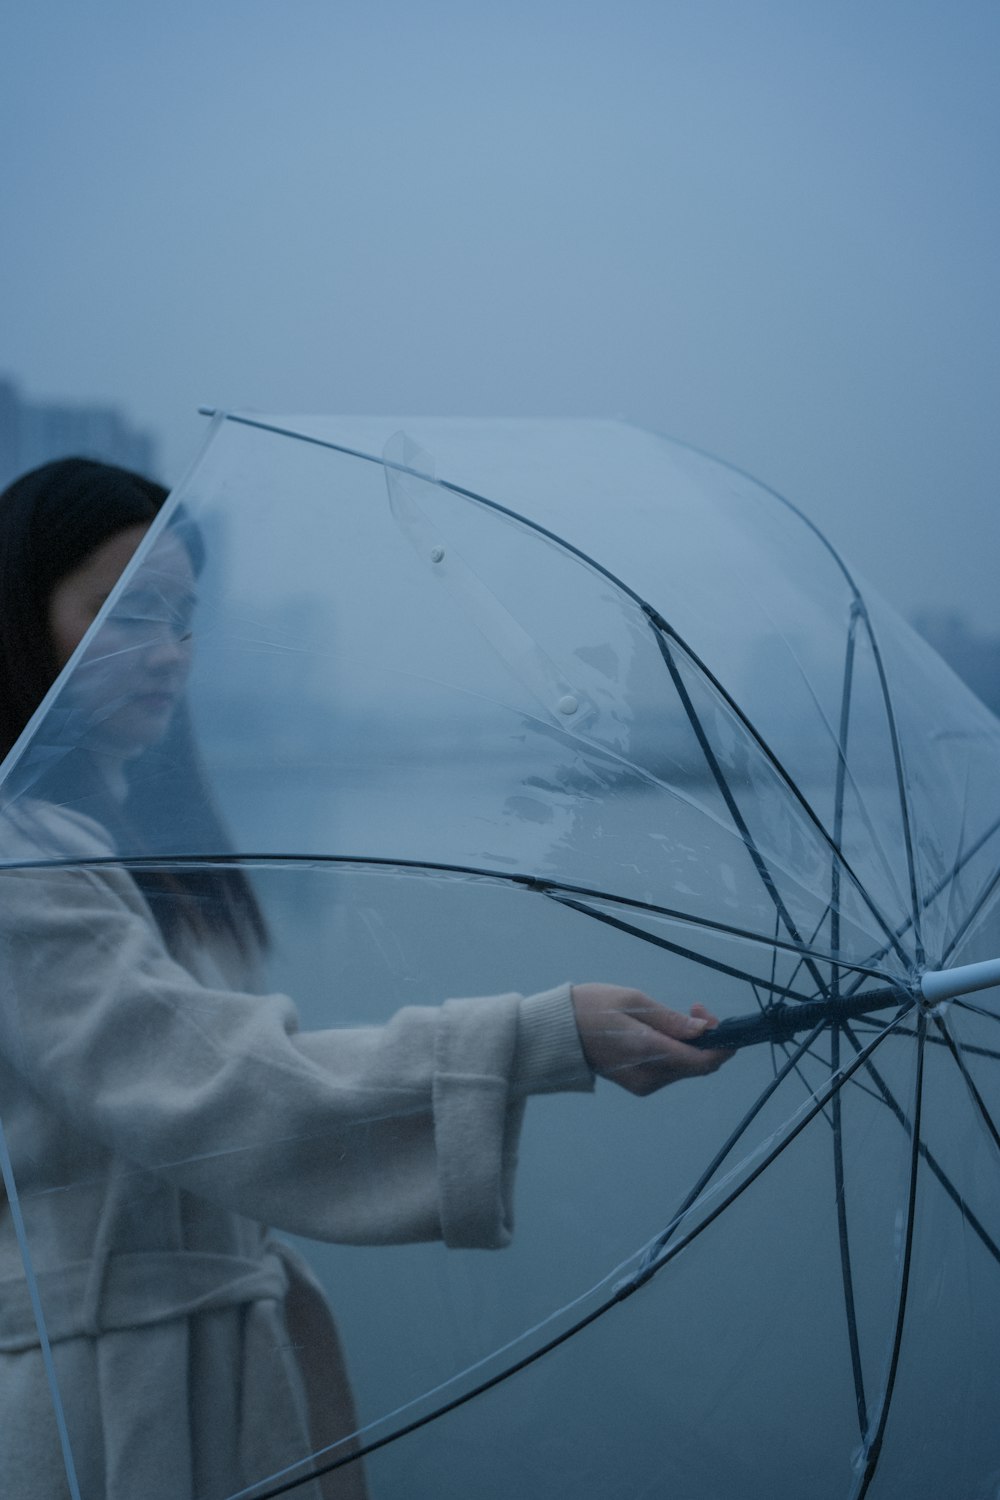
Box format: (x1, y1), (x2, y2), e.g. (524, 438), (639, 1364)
(689, 983), (915, 1051)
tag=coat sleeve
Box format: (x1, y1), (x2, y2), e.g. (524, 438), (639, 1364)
(0, 850), (592, 1250)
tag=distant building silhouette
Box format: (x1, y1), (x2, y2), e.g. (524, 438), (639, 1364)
(0, 376), (159, 490)
(913, 609), (1000, 718)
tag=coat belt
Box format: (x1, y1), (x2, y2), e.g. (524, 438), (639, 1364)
(0, 1247), (289, 1350)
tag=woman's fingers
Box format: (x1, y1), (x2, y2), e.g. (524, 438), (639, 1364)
(571, 984), (734, 1096)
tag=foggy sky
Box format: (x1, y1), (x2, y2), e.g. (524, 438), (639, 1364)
(3, 0), (998, 629)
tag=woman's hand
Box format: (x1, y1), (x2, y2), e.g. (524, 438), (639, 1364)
(571, 984), (733, 1096)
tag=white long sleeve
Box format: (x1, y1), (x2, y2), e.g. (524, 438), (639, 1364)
(0, 805), (592, 1250)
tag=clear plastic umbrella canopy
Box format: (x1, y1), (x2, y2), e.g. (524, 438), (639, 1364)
(1, 415), (999, 1500)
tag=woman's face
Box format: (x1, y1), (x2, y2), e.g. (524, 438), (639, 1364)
(48, 525), (151, 669)
(47, 525), (197, 756)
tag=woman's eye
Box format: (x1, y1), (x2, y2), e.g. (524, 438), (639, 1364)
(108, 610), (194, 643)
(113, 591), (196, 639)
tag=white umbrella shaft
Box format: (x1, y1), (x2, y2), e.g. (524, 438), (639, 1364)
(920, 959), (1000, 1005)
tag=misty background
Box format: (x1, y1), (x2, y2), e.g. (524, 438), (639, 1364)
(3, 11), (1000, 1492)
(2, 0), (998, 703)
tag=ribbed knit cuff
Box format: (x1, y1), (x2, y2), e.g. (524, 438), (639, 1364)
(512, 983), (595, 1096)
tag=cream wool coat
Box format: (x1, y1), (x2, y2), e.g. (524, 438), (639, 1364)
(0, 805), (593, 1500)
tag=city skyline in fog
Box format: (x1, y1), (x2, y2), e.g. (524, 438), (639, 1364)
(3, 1), (998, 632)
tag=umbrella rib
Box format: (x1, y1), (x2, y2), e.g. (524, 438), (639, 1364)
(831, 1025), (869, 1438)
(743, 456), (925, 967)
(767, 908), (781, 1003)
(931, 1011), (1000, 1156)
(821, 637), (910, 922)
(934, 812), (1000, 932)
(854, 1022), (1000, 1063)
(854, 608), (924, 962)
(220, 411), (905, 967)
(830, 606), (857, 969)
(771, 1026), (836, 1121)
(765, 910), (782, 1079)
(547, 894), (820, 1003)
(841, 1024), (1000, 1267)
(217, 413), (968, 969)
(843, 1074), (900, 1108)
(240, 1017), (901, 1500)
(941, 757), (975, 948)
(851, 1014), (925, 1498)
(535, 883), (872, 976)
(445, 455), (906, 965)
(645, 1021), (831, 1264)
(830, 607), (870, 1437)
(634, 1015), (905, 1281)
(2, 850), (895, 986)
(782, 903), (836, 1004)
(18, 854), (911, 1048)
(953, 999), (1000, 1028)
(941, 862), (1000, 969)
(839, 811), (1000, 997)
(645, 615), (907, 967)
(858, 811), (1000, 975)
(649, 630), (835, 998)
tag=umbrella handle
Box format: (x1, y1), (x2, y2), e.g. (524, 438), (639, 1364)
(688, 983), (913, 1051)
(690, 957), (1000, 1051)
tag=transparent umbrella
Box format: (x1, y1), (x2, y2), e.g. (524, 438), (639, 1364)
(1, 415), (998, 1500)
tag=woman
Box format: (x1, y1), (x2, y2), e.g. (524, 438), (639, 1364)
(0, 460), (728, 1500)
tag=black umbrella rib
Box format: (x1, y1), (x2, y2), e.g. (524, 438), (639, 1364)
(10, 850), (896, 988)
(933, 812), (1000, 935)
(773, 901), (839, 1030)
(18, 848), (909, 1041)
(932, 1011), (1000, 1156)
(644, 612), (907, 967)
(527, 877), (881, 979)
(954, 999), (1000, 1028)
(827, 607), (912, 926)
(841, 1023), (1000, 1268)
(831, 1026), (869, 1439)
(772, 1036), (834, 1122)
(751, 458), (942, 976)
(854, 1023), (1000, 1063)
(834, 812), (1000, 1006)
(217, 412), (926, 966)
(631, 1014), (904, 1285)
(941, 862), (1000, 970)
(847, 810), (1000, 982)
(552, 898), (910, 1051)
(218, 411), (906, 968)
(642, 1022), (830, 1267)
(243, 1018), (901, 1500)
(854, 607), (924, 965)
(743, 459), (925, 967)
(852, 1014), (925, 1499)
(648, 627), (835, 1000)
(830, 613), (868, 1437)
(435, 463), (904, 963)
(941, 758), (975, 948)
(830, 604), (859, 967)
(445, 458), (904, 965)
(546, 893), (820, 1003)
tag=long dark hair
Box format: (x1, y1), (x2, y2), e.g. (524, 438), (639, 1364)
(0, 457), (266, 960)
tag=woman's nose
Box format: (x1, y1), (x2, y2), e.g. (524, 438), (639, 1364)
(143, 627), (192, 669)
